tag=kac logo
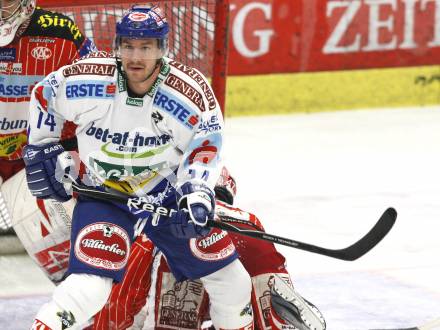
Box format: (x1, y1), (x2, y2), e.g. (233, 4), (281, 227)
(31, 46), (52, 60)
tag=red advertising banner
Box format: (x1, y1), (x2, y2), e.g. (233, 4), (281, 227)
(228, 0), (440, 75)
(39, 0), (440, 76)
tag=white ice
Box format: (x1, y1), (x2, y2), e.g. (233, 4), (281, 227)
(1, 107), (439, 329)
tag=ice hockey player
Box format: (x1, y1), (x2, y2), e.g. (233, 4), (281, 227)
(92, 167), (326, 330)
(23, 4), (253, 329)
(0, 0), (95, 281)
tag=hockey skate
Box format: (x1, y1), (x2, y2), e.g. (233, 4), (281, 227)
(270, 274), (326, 330)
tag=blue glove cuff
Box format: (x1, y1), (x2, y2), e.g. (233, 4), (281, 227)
(23, 143), (64, 166)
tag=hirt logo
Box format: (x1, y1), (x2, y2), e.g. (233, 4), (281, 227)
(31, 46), (52, 60)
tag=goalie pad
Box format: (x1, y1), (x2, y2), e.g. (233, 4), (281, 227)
(0, 192), (13, 232)
(153, 255), (208, 330)
(270, 274), (326, 330)
(1, 168), (75, 283)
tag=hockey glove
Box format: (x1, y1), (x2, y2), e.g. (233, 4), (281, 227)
(169, 182), (215, 239)
(22, 143), (75, 202)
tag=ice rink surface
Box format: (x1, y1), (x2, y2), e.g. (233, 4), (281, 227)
(1, 107), (440, 329)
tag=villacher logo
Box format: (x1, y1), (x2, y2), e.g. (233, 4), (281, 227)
(190, 229), (235, 261)
(74, 222), (130, 270)
(81, 239), (126, 256)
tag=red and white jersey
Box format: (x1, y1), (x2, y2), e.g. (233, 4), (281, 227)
(0, 7), (95, 161)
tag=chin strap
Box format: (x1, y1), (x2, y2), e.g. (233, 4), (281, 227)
(137, 59), (161, 84)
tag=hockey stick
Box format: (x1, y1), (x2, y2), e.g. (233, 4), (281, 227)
(216, 210), (396, 261)
(70, 182), (397, 261)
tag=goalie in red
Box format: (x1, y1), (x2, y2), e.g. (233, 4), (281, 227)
(0, 0), (95, 281)
(91, 166), (326, 330)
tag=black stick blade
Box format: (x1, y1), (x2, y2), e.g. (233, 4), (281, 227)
(211, 207), (397, 261)
(332, 207), (397, 261)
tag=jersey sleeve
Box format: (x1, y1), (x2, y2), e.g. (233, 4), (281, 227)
(27, 67), (74, 146)
(77, 37), (97, 59)
(30, 8), (97, 63)
(174, 77), (224, 192)
(65, 21), (97, 61)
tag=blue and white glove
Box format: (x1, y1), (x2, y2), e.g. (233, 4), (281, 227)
(22, 143), (74, 202)
(169, 182), (215, 239)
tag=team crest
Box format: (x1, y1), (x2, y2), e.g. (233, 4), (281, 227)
(74, 222), (130, 270)
(189, 228), (235, 261)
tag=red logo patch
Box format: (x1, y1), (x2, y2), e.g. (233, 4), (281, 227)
(188, 115), (199, 126)
(75, 222), (130, 270)
(189, 228), (235, 261)
(188, 140), (217, 165)
(128, 12), (149, 21)
(34, 240), (70, 276)
(106, 84), (116, 94)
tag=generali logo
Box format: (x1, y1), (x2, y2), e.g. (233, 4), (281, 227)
(31, 46), (52, 60)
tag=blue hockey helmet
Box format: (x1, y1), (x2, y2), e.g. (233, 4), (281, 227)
(115, 4), (169, 57)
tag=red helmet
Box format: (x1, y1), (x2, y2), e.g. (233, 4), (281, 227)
(0, 0), (36, 46)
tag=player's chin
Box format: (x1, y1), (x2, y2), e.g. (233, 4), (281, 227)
(126, 70), (147, 81)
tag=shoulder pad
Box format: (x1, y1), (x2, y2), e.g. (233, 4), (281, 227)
(165, 61), (217, 111)
(62, 59), (117, 78)
(25, 8), (86, 48)
(167, 60), (217, 112)
(74, 51), (115, 63)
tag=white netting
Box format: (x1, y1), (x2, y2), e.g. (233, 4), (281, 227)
(0, 191), (12, 231)
(49, 1), (217, 78)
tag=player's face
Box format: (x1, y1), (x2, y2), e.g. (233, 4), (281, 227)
(0, 0), (20, 21)
(119, 38), (162, 86)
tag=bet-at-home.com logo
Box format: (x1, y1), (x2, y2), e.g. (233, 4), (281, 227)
(85, 121), (171, 158)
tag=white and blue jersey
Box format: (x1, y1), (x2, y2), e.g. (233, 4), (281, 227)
(28, 52), (223, 195)
(27, 52), (237, 281)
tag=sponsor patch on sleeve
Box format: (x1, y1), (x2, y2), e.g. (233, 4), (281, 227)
(65, 80), (116, 99)
(165, 73), (206, 112)
(63, 63), (116, 77)
(153, 88), (199, 129)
